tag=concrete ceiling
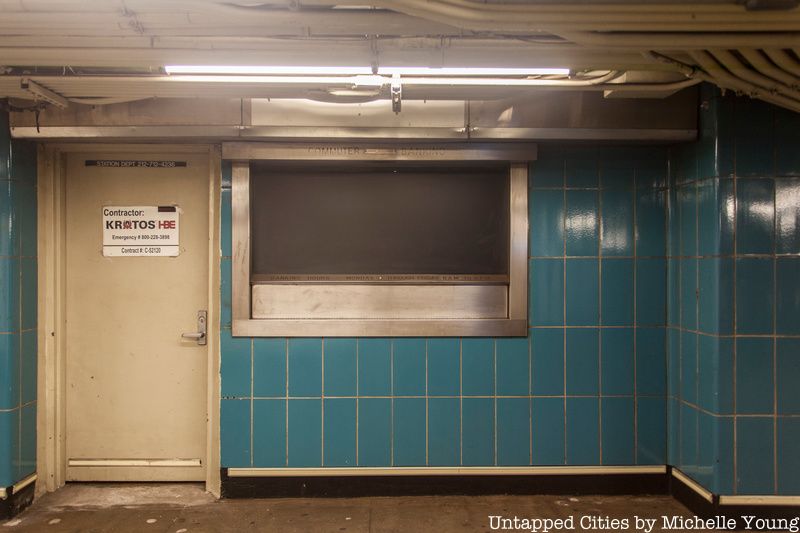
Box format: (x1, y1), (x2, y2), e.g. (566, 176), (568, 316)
(2, 0), (800, 111)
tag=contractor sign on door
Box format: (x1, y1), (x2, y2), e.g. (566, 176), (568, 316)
(102, 205), (180, 257)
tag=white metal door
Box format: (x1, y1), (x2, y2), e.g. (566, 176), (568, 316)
(64, 151), (209, 481)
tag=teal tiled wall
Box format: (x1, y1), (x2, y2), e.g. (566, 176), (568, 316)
(0, 111), (37, 489)
(220, 145), (669, 469)
(668, 85), (800, 496)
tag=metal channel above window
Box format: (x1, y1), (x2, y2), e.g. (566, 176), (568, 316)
(224, 142), (533, 337)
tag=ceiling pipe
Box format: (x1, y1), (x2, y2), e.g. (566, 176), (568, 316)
(708, 48), (800, 100)
(739, 48), (800, 87)
(689, 50), (800, 112)
(764, 49), (800, 76)
(557, 31), (800, 49)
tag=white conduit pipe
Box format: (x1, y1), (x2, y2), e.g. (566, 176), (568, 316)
(558, 31), (800, 49)
(689, 50), (800, 113)
(708, 48), (800, 101)
(739, 49), (800, 88)
(765, 49), (800, 77)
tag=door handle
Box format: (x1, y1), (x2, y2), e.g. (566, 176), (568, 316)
(182, 310), (207, 345)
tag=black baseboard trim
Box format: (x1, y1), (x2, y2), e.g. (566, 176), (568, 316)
(669, 467), (800, 524)
(220, 469), (669, 499)
(0, 482), (35, 520)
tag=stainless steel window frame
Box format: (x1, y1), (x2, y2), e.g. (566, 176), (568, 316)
(227, 142), (532, 337)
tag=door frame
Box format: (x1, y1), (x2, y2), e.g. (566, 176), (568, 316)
(36, 143), (222, 496)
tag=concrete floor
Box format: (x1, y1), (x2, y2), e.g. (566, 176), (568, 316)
(2, 484), (713, 532)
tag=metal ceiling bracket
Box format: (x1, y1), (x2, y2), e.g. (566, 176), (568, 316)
(20, 78), (69, 109)
(391, 73), (402, 114)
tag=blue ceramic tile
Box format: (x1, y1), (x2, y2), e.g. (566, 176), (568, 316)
(698, 258), (734, 335)
(717, 338), (734, 415)
(667, 259), (680, 327)
(220, 329), (250, 398)
(777, 418), (800, 495)
(496, 337), (528, 396)
(697, 179), (735, 256)
(565, 149), (598, 188)
(324, 398), (356, 466)
(0, 409), (19, 487)
(530, 189), (564, 257)
(0, 258), (20, 332)
(736, 417), (775, 495)
(393, 398), (426, 466)
(358, 398), (391, 466)
(10, 140), (36, 184)
(736, 258), (774, 335)
(600, 190), (633, 256)
(393, 338), (425, 396)
(0, 181), (17, 256)
(679, 404), (698, 475)
(566, 398), (599, 465)
(358, 339), (391, 396)
(715, 416), (735, 494)
(565, 191), (599, 256)
(20, 257), (35, 330)
(497, 398), (530, 465)
(776, 258), (800, 335)
(635, 189), (666, 257)
(775, 107), (800, 177)
(19, 403), (35, 478)
(220, 399), (250, 467)
(427, 339), (459, 396)
(287, 399), (321, 467)
(462, 398), (494, 466)
(530, 155), (564, 188)
(679, 259), (698, 330)
(566, 328), (598, 395)
(566, 259), (598, 326)
(288, 338), (322, 397)
(0, 333), (19, 410)
(601, 397), (634, 465)
(695, 410), (716, 490)
(667, 399), (680, 466)
(531, 328), (563, 396)
(667, 189), (680, 256)
(323, 338), (357, 397)
(776, 339), (800, 415)
(735, 98), (775, 177)
(20, 329), (36, 405)
(601, 328), (633, 396)
(221, 160), (232, 188)
(775, 179), (800, 253)
(668, 329), (680, 398)
(220, 258), (231, 327)
(678, 185), (697, 257)
(530, 259), (564, 326)
(680, 332), (698, 404)
(253, 399), (286, 467)
(636, 397), (666, 465)
(532, 398), (565, 465)
(220, 188), (232, 257)
(428, 398), (460, 466)
(462, 338), (494, 396)
(601, 259), (633, 326)
(736, 179), (775, 255)
(634, 148), (668, 189)
(253, 338), (286, 397)
(636, 258), (666, 326)
(736, 338), (774, 415)
(600, 160), (635, 191)
(636, 328), (665, 396)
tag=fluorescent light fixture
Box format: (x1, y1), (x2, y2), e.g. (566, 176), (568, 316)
(165, 65), (374, 75)
(378, 67), (570, 76)
(165, 65), (570, 76)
